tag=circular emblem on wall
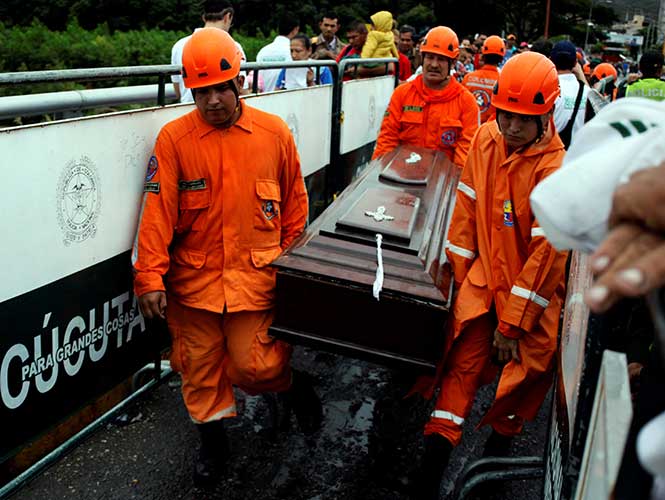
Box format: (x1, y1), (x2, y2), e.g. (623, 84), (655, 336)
(368, 95), (377, 129)
(286, 113), (300, 149)
(56, 156), (101, 245)
(473, 89), (492, 113)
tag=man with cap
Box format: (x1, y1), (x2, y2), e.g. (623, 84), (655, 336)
(372, 26), (479, 168)
(414, 52), (568, 499)
(551, 40), (588, 149)
(502, 33), (517, 64)
(133, 28), (321, 487)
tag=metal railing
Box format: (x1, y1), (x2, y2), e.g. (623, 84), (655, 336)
(0, 59), (398, 121)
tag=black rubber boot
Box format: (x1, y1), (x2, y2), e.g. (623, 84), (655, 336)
(482, 429), (513, 458)
(280, 369), (323, 436)
(412, 434), (453, 500)
(194, 420), (229, 488)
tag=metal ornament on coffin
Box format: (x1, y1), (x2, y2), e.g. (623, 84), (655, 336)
(268, 145), (460, 370)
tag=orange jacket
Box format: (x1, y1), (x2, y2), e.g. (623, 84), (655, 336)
(445, 120), (568, 422)
(372, 75), (480, 167)
(132, 102), (308, 313)
(462, 65), (500, 124)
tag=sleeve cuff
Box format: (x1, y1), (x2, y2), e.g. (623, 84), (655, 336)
(498, 320), (526, 340)
(134, 272), (166, 297)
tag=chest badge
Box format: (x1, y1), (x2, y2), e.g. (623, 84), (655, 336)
(503, 200), (514, 227)
(262, 200), (279, 220)
(441, 129), (458, 146)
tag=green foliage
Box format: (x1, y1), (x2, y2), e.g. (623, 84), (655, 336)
(0, 20), (188, 96)
(234, 33), (269, 62)
(397, 4), (435, 31)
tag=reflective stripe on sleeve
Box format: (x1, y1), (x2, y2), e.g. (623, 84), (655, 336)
(511, 285), (550, 308)
(431, 410), (465, 426)
(457, 181), (477, 200)
(446, 240), (475, 260)
(531, 227), (546, 237)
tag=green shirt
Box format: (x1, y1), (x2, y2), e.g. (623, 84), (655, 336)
(625, 78), (665, 101)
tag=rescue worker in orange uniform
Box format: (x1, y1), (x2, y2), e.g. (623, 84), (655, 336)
(462, 35), (505, 124)
(372, 26), (479, 167)
(132, 28), (320, 487)
(416, 52), (568, 499)
(591, 62), (619, 100)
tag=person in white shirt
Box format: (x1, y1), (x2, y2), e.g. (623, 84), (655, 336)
(171, 0), (246, 103)
(550, 40), (589, 149)
(256, 15), (300, 92)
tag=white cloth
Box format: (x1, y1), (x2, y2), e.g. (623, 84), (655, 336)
(638, 412), (665, 484)
(256, 35), (292, 92)
(372, 234), (384, 300)
(530, 97), (665, 252)
(284, 67), (309, 89)
(171, 28), (247, 103)
(553, 73), (589, 142)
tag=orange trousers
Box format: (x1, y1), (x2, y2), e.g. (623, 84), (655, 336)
(424, 314), (524, 446)
(166, 298), (293, 423)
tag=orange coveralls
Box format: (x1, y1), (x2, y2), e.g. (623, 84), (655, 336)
(462, 64), (500, 124)
(372, 75), (479, 166)
(132, 102), (308, 423)
(424, 120), (568, 444)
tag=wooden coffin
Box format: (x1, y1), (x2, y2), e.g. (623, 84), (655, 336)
(269, 146), (460, 371)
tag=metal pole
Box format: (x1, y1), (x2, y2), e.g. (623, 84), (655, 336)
(0, 363), (172, 499)
(545, 0), (552, 39)
(584, 0), (594, 52)
(157, 75), (165, 106)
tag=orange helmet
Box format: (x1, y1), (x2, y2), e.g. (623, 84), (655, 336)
(420, 26), (459, 59)
(492, 52), (560, 115)
(182, 28), (242, 89)
(592, 62), (617, 81)
(482, 35), (506, 57)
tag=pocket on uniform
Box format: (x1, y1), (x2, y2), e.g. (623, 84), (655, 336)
(172, 246), (207, 269)
(399, 110), (424, 126)
(439, 119), (463, 148)
(250, 246), (282, 268)
(466, 261), (487, 287)
(254, 179), (282, 233)
(177, 188), (211, 233)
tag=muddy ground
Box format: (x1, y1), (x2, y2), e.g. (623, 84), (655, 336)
(9, 346), (548, 500)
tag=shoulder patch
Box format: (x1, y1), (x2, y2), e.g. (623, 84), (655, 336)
(178, 178), (207, 191)
(144, 182), (160, 193)
(145, 155), (158, 181)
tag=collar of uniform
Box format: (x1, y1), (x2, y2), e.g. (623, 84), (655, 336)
(194, 101), (253, 138)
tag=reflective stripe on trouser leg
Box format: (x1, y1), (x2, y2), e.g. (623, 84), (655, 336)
(491, 414), (524, 437)
(223, 308), (293, 396)
(166, 298), (237, 424)
(424, 313), (496, 446)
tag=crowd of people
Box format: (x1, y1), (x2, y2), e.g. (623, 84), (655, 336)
(150, 1), (665, 498)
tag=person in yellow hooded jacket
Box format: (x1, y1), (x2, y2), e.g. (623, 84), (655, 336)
(361, 10), (399, 59)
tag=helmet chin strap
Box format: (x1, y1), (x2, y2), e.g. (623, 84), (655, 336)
(496, 110), (547, 149)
